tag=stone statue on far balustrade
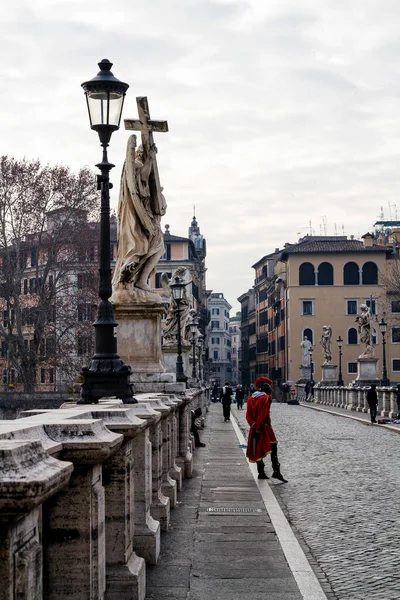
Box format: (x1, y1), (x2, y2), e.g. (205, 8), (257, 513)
(320, 325), (332, 364)
(112, 134), (167, 297)
(161, 268), (193, 345)
(355, 303), (374, 358)
(300, 337), (312, 366)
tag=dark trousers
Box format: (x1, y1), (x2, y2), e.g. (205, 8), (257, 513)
(223, 403), (231, 420)
(369, 404), (377, 423)
(237, 398), (243, 409)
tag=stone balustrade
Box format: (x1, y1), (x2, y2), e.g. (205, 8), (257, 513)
(0, 386), (208, 600)
(296, 382), (398, 418)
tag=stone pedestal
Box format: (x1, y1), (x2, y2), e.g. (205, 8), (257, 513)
(297, 365), (311, 383)
(162, 342), (192, 378)
(321, 363), (337, 386)
(113, 299), (165, 375)
(355, 357), (379, 387)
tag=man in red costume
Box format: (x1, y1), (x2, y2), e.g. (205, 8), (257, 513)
(246, 377), (287, 482)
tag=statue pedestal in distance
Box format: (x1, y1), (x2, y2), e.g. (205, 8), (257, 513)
(112, 289), (186, 394)
(354, 357), (379, 387)
(162, 342), (191, 379)
(297, 365), (311, 383)
(320, 364), (337, 386)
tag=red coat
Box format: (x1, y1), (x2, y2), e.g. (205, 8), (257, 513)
(246, 392), (276, 462)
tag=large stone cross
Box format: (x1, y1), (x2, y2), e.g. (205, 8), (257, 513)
(124, 97), (168, 215)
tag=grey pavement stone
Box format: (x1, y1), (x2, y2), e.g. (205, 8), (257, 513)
(233, 402), (400, 600)
(145, 403), (302, 600)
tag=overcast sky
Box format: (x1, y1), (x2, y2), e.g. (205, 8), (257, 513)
(2, 0), (400, 313)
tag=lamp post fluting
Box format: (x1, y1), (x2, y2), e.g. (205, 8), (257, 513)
(170, 277), (187, 384)
(79, 59), (135, 404)
(337, 336), (344, 386)
(379, 317), (390, 386)
(198, 336), (203, 381)
(190, 319), (199, 379)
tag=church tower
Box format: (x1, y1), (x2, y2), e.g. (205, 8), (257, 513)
(188, 208), (206, 261)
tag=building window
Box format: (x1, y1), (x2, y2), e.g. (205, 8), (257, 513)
(392, 359), (400, 372)
(303, 328), (314, 344)
(78, 303), (96, 322)
(213, 350), (219, 360)
(211, 321), (220, 329)
(391, 300), (400, 314)
(347, 328), (358, 344)
(346, 300), (358, 315)
(78, 336), (93, 356)
(212, 308), (220, 315)
(23, 279), (28, 295)
(362, 262), (378, 285)
(40, 368), (46, 384)
(317, 262), (333, 285)
(348, 362), (358, 374)
(299, 262), (315, 286)
(301, 300), (314, 316)
(343, 262), (359, 285)
(49, 368), (54, 384)
(391, 328), (400, 343)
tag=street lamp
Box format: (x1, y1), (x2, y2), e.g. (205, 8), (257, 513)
(379, 317), (390, 386)
(337, 336), (344, 386)
(79, 59), (134, 404)
(190, 319), (199, 379)
(170, 277), (187, 384)
(309, 347), (313, 378)
(198, 335), (203, 381)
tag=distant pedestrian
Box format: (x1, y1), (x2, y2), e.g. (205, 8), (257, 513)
(282, 382), (290, 402)
(367, 384), (378, 423)
(249, 383), (255, 394)
(220, 381), (233, 421)
(310, 379), (315, 400)
(246, 377), (287, 482)
(396, 384), (400, 419)
(235, 384), (245, 409)
(304, 380), (311, 401)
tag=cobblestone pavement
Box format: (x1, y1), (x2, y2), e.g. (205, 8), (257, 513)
(233, 402), (400, 600)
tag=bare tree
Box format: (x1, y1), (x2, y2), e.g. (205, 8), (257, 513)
(0, 155), (99, 392)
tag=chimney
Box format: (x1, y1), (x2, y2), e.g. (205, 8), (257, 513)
(361, 232), (373, 247)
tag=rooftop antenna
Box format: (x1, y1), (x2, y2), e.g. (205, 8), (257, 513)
(309, 220), (313, 235)
(321, 215), (327, 236)
(378, 205), (384, 221)
(334, 223), (338, 236)
(342, 224), (346, 236)
(388, 202), (398, 220)
(193, 203), (196, 217)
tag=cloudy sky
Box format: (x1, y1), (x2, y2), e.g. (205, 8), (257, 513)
(2, 0), (400, 312)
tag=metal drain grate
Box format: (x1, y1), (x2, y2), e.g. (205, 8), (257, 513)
(206, 507), (263, 515)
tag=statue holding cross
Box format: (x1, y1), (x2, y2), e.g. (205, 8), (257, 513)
(112, 97), (168, 294)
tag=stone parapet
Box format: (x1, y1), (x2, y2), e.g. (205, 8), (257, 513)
(0, 387), (205, 599)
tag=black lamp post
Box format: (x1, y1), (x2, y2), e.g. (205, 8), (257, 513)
(337, 336), (344, 386)
(198, 336), (203, 381)
(79, 59), (135, 404)
(170, 277), (187, 384)
(190, 319), (199, 379)
(379, 317), (390, 386)
(309, 348), (313, 377)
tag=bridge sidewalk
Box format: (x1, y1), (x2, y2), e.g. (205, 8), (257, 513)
(145, 403), (327, 600)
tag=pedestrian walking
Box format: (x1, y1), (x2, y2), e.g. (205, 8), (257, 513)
(220, 381), (233, 421)
(367, 384), (378, 423)
(246, 377), (287, 482)
(282, 382), (290, 403)
(304, 380), (311, 401)
(235, 384), (245, 409)
(397, 384), (400, 420)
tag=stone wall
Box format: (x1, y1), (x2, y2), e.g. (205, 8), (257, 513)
(0, 387), (208, 600)
(298, 383), (398, 418)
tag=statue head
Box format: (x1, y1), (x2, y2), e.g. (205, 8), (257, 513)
(135, 145), (145, 163)
(359, 303), (369, 313)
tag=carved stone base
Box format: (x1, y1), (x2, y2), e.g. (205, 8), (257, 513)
(354, 357), (379, 387)
(113, 301), (165, 374)
(105, 554), (146, 600)
(321, 363), (337, 386)
(162, 343), (192, 377)
(297, 365), (311, 383)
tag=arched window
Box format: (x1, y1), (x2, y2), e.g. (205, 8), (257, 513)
(317, 262), (333, 285)
(302, 328), (314, 345)
(362, 261), (378, 285)
(299, 262), (315, 286)
(347, 328), (358, 344)
(343, 262), (359, 285)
